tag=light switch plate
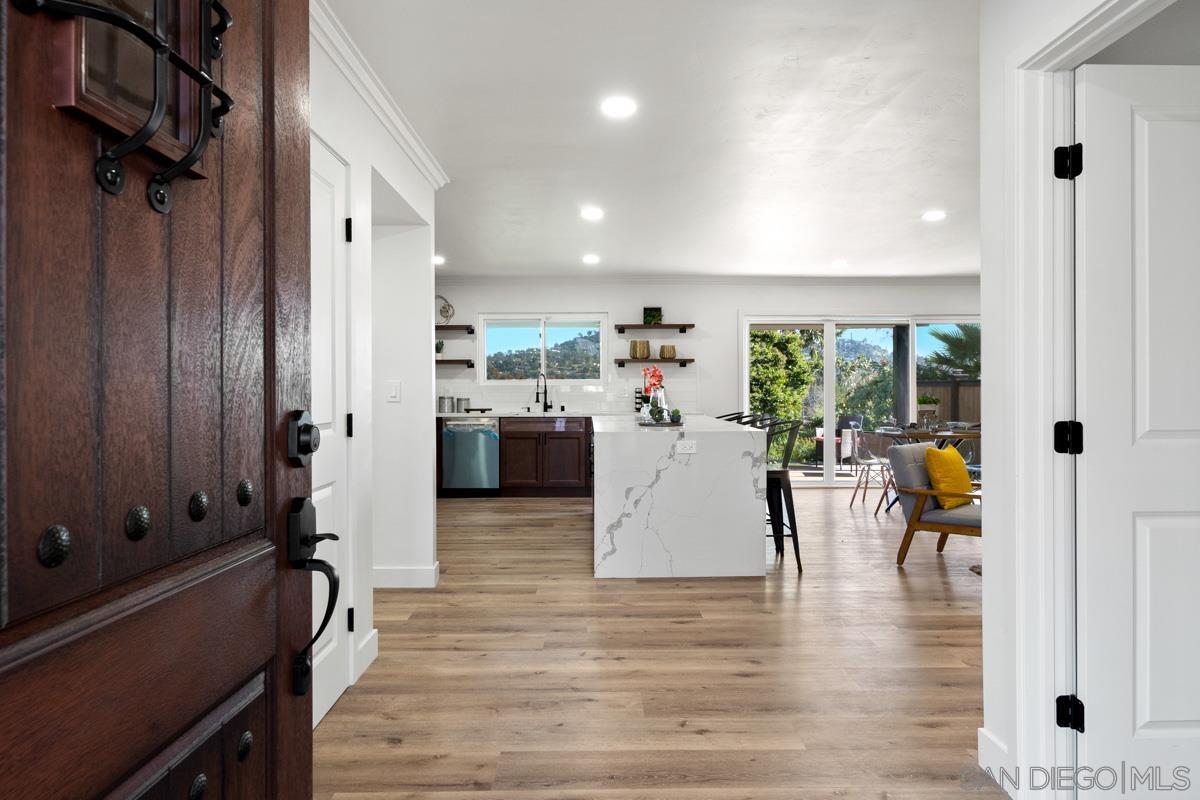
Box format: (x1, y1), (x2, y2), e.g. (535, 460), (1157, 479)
(385, 380), (402, 403)
(676, 439), (697, 454)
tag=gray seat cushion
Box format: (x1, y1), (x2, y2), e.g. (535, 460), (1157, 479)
(887, 442), (938, 519)
(920, 504), (982, 529)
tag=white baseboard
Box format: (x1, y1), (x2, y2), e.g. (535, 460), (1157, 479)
(353, 628), (378, 683)
(977, 727), (1015, 799)
(374, 561), (440, 588)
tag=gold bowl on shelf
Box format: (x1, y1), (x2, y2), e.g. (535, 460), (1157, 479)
(659, 345), (677, 359)
(629, 340), (651, 359)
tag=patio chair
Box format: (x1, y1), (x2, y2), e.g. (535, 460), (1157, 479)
(848, 430), (893, 509)
(888, 442), (982, 565)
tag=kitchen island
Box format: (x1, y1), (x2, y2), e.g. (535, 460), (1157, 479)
(591, 415), (767, 578)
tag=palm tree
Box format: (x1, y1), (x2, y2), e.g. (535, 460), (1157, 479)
(924, 324), (981, 379)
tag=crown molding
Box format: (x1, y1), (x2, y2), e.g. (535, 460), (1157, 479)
(310, 0), (450, 189)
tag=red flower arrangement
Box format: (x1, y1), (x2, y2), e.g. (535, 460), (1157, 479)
(642, 364), (664, 393)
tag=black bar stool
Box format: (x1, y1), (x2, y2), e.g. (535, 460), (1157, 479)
(764, 419), (803, 571)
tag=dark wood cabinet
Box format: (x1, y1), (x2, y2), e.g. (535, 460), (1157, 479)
(544, 431), (589, 488)
(499, 418), (590, 493)
(500, 430), (543, 487)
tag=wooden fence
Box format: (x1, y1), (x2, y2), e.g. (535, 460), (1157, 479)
(916, 379), (981, 424)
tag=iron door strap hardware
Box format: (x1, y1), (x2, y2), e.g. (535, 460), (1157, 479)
(287, 497), (340, 696)
(288, 410), (321, 467)
(14, 0), (236, 213)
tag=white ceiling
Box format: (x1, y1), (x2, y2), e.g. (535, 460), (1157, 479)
(328, 0), (981, 279)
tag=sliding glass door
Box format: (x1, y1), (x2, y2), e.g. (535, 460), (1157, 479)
(746, 318), (922, 486)
(747, 324), (825, 482)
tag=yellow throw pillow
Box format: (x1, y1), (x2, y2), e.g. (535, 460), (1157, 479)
(924, 446), (973, 510)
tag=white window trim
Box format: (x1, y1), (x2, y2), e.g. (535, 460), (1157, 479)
(477, 312), (608, 386)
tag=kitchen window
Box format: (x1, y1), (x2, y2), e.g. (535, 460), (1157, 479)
(481, 315), (605, 383)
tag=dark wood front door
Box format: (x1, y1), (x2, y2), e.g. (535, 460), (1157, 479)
(0, 0), (313, 796)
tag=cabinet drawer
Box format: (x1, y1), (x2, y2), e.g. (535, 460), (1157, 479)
(501, 416), (586, 433)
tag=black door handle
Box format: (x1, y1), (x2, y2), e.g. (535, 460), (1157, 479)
(292, 556), (339, 696)
(287, 497), (341, 696)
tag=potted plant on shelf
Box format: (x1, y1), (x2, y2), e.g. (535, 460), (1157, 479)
(435, 339), (445, 360)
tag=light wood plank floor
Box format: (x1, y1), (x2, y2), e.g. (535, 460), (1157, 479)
(314, 489), (1004, 799)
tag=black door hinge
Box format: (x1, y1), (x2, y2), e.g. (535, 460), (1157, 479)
(1054, 143), (1083, 180)
(1054, 420), (1083, 454)
(347, 607), (355, 633)
(1056, 694), (1085, 732)
(346, 412), (354, 438)
(345, 217), (353, 242)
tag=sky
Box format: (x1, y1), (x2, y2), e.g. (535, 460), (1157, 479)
(836, 323), (967, 358)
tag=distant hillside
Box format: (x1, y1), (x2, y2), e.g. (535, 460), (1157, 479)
(487, 331), (601, 380)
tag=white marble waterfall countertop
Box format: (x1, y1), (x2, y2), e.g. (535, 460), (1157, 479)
(592, 415), (767, 579)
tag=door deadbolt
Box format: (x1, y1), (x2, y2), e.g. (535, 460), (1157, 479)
(287, 410), (321, 467)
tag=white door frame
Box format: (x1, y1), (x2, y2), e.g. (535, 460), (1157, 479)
(995, 1), (1179, 794)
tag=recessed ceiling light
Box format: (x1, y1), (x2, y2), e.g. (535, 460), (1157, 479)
(600, 95), (638, 119)
(582, 253), (601, 266)
(831, 258), (849, 269)
(921, 209), (947, 222)
(580, 205), (605, 222)
(432, 255), (446, 266)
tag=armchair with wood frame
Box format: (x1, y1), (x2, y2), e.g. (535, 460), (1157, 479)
(887, 442), (982, 565)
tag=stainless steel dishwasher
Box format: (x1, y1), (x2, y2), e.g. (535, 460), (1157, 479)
(441, 418), (500, 489)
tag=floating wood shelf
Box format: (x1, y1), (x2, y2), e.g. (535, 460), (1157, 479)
(614, 323), (695, 334)
(436, 359), (475, 368)
(436, 324), (475, 335)
(614, 358), (695, 368)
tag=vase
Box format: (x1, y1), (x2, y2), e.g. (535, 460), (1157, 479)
(630, 340), (651, 359)
(659, 344), (677, 359)
(648, 386), (667, 414)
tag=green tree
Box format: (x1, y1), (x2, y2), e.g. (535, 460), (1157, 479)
(920, 323), (981, 379)
(835, 355), (894, 429)
(748, 330), (817, 419)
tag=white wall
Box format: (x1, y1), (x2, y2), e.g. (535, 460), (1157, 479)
(310, 0), (447, 680)
(373, 225), (438, 587)
(436, 276), (980, 416)
(979, 0), (1179, 790)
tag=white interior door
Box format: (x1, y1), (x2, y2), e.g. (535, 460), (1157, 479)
(309, 134), (351, 726)
(1076, 65), (1200, 794)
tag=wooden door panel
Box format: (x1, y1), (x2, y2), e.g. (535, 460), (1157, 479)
(221, 0), (266, 541)
(165, 730), (223, 800)
(102, 148), (172, 582)
(0, 542), (275, 800)
(544, 431), (587, 488)
(169, 142), (225, 560)
(222, 691), (267, 799)
(5, 6), (102, 624)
